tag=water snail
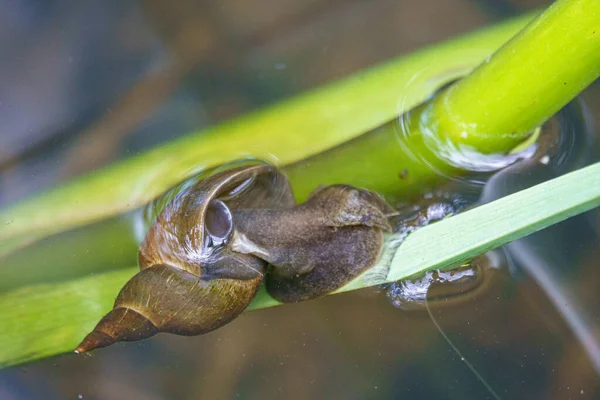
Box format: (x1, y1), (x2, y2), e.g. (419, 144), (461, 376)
(76, 161), (397, 353)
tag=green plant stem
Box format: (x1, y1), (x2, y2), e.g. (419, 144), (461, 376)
(285, 0), (600, 200)
(430, 0), (600, 153)
(283, 114), (445, 202)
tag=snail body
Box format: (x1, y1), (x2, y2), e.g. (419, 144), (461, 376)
(232, 184), (395, 302)
(77, 162), (395, 353)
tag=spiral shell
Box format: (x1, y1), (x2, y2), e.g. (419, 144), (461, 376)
(76, 162), (294, 353)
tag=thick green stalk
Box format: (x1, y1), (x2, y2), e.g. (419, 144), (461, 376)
(430, 0), (600, 153)
(285, 0), (600, 200)
(283, 112), (446, 202)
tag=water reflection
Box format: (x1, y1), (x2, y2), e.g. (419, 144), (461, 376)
(384, 97), (600, 398)
(481, 98), (600, 374)
(386, 252), (503, 311)
(396, 82), (539, 178)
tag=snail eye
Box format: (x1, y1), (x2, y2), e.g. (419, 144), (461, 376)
(204, 199), (233, 247)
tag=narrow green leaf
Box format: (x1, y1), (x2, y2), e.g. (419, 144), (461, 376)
(2, 162), (599, 367)
(386, 162), (600, 281)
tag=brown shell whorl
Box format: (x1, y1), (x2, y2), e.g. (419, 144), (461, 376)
(76, 162), (294, 353)
(138, 163), (294, 275)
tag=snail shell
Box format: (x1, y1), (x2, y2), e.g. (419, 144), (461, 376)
(76, 162), (294, 353)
